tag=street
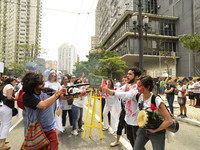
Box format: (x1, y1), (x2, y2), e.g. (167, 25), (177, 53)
(7, 98), (200, 150)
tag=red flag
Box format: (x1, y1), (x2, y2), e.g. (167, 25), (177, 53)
(81, 72), (84, 82)
(101, 79), (106, 88)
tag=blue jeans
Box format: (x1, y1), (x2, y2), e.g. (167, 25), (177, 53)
(133, 128), (165, 150)
(167, 94), (174, 114)
(22, 110), (28, 136)
(72, 105), (83, 130)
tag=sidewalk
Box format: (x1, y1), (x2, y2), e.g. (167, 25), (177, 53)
(161, 95), (200, 127)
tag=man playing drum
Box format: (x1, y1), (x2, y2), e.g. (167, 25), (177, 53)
(104, 67), (142, 149)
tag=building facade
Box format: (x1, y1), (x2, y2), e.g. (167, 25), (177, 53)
(45, 60), (57, 71)
(0, 0), (42, 68)
(89, 36), (97, 53)
(95, 0), (200, 77)
(57, 43), (77, 75)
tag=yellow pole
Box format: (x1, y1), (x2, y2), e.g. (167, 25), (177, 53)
(83, 89), (93, 138)
(99, 96), (102, 139)
(89, 91), (96, 137)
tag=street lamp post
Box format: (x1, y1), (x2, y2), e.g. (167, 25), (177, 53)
(132, 0), (149, 73)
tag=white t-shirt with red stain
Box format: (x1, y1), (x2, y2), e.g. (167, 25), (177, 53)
(115, 84), (139, 126)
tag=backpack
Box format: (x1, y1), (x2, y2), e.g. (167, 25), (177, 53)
(17, 89), (25, 110)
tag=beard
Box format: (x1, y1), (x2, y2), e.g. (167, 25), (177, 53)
(128, 77), (135, 84)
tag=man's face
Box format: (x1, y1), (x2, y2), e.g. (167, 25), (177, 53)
(1, 75), (7, 82)
(127, 70), (135, 84)
(35, 78), (45, 91)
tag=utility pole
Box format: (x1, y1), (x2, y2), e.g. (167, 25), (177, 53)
(138, 0), (144, 73)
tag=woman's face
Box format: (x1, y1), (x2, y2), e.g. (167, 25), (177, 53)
(76, 80), (82, 84)
(137, 80), (147, 94)
(50, 73), (56, 82)
(63, 77), (68, 84)
(11, 80), (16, 87)
(107, 80), (112, 88)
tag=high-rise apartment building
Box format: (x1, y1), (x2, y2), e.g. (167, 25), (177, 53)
(89, 36), (97, 53)
(0, 0), (42, 68)
(58, 43), (77, 75)
(95, 0), (200, 76)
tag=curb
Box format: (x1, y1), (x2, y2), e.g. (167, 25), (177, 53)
(174, 116), (200, 127)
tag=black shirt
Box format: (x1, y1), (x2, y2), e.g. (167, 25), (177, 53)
(23, 93), (41, 110)
(167, 85), (176, 95)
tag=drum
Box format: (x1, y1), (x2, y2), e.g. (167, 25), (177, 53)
(166, 118), (179, 133)
(137, 110), (162, 129)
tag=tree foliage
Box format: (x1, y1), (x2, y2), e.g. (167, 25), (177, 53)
(179, 33), (200, 52)
(73, 45), (128, 79)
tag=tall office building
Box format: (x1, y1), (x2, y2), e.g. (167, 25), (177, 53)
(95, 0), (200, 76)
(0, 0), (42, 68)
(58, 43), (77, 75)
(89, 36), (97, 53)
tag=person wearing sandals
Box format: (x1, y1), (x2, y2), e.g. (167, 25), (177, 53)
(22, 71), (66, 150)
(0, 78), (17, 150)
(176, 80), (187, 118)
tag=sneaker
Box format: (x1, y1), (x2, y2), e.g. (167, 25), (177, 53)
(71, 130), (78, 136)
(181, 114), (187, 118)
(110, 141), (120, 147)
(62, 126), (66, 132)
(102, 127), (108, 131)
(177, 113), (183, 117)
(78, 127), (84, 132)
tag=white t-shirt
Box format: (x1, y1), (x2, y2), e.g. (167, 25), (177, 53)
(3, 84), (14, 96)
(177, 85), (186, 97)
(72, 88), (84, 108)
(115, 84), (139, 126)
(137, 93), (163, 112)
(60, 84), (72, 110)
(44, 81), (61, 91)
(193, 82), (200, 93)
(105, 94), (115, 107)
(188, 84), (194, 92)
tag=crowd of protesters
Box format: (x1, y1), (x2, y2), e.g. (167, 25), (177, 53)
(0, 70), (200, 150)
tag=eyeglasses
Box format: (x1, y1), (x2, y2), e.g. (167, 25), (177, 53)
(51, 76), (56, 77)
(77, 82), (82, 84)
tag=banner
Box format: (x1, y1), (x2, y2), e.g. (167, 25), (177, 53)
(0, 62), (4, 73)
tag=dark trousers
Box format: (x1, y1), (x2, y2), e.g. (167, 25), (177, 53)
(62, 109), (73, 126)
(194, 93), (200, 106)
(126, 124), (138, 148)
(102, 98), (110, 121)
(167, 94), (174, 114)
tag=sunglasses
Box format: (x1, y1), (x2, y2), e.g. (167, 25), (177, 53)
(39, 80), (44, 85)
(51, 75), (56, 77)
(2, 77), (7, 79)
(77, 82), (82, 84)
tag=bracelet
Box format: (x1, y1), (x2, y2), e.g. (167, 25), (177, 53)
(55, 91), (61, 98)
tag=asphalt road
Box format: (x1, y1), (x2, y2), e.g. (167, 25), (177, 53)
(6, 97), (200, 150)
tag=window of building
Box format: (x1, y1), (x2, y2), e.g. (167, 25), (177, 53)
(146, 0), (157, 14)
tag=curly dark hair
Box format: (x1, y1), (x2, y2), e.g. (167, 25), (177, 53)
(21, 71), (43, 93)
(128, 67), (142, 77)
(0, 78), (16, 91)
(138, 75), (154, 92)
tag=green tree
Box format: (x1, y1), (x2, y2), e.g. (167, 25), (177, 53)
(179, 33), (200, 52)
(98, 56), (128, 78)
(73, 45), (128, 79)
